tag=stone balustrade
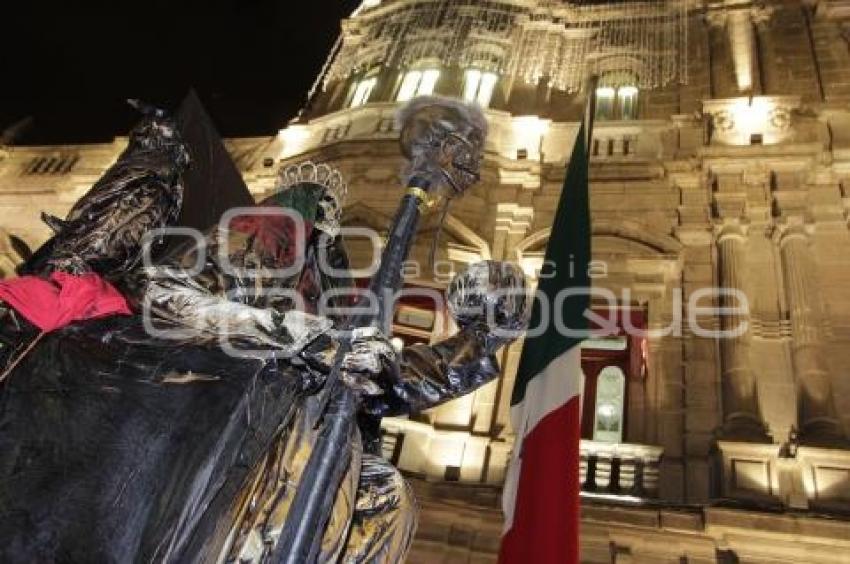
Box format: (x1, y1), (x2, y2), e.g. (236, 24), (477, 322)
(580, 440), (664, 498)
(590, 132), (639, 159)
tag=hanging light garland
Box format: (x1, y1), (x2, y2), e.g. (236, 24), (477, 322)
(326, 0), (689, 92)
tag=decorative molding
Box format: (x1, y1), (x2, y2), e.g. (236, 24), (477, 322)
(716, 441), (782, 500)
(798, 446), (850, 506)
(703, 96), (801, 146)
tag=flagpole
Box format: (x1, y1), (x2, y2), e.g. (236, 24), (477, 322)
(583, 75), (599, 166)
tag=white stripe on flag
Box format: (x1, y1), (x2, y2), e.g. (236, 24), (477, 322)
(502, 345), (583, 531)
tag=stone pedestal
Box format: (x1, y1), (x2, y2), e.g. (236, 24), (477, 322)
(716, 441), (783, 502)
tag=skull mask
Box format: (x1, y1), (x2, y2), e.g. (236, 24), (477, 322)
(398, 96), (488, 197)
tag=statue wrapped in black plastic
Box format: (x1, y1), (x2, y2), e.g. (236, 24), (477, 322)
(0, 96), (528, 563)
(22, 99), (189, 278)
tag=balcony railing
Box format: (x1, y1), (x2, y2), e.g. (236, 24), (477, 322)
(580, 440), (664, 498)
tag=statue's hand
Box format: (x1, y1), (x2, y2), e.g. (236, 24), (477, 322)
(339, 326), (399, 396)
(447, 260), (529, 353)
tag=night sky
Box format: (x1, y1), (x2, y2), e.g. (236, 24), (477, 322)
(1, 0), (361, 145)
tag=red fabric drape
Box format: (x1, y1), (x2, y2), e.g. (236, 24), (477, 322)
(0, 272), (131, 332)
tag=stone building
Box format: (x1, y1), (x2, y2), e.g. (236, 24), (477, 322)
(3, 0), (850, 561)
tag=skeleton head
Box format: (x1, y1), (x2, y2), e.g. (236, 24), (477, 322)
(316, 189), (343, 238)
(275, 162), (348, 238)
(398, 96), (487, 196)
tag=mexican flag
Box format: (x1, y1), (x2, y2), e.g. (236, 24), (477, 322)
(499, 121), (591, 564)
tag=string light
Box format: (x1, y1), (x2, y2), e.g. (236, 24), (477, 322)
(326, 0), (689, 94)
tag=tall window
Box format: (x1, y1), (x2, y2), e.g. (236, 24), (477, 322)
(579, 308), (647, 443)
(595, 87), (616, 121)
(618, 86), (639, 120)
(594, 84), (639, 121)
(592, 366), (626, 443)
(349, 77), (378, 108)
(396, 69), (440, 102)
(463, 69), (498, 107)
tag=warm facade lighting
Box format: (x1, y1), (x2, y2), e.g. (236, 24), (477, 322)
(704, 96), (796, 145)
(511, 115), (551, 160)
(278, 124), (310, 158)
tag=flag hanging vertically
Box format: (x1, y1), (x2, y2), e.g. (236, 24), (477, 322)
(499, 120), (591, 564)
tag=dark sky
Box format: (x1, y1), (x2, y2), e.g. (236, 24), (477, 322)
(1, 0), (361, 145)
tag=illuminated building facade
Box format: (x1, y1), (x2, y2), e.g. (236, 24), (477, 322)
(4, 0), (850, 561)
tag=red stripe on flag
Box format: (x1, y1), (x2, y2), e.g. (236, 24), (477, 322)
(498, 395), (582, 564)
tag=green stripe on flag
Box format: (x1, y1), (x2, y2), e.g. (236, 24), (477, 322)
(511, 123), (591, 407)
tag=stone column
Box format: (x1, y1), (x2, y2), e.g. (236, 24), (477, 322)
(753, 8), (776, 94)
(705, 11), (733, 98)
(708, 4), (773, 95)
(727, 9), (756, 92)
(776, 226), (841, 442)
(716, 225), (767, 439)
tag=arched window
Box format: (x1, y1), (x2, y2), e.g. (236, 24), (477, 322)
(594, 72), (639, 121)
(570, 307), (646, 442)
(592, 366), (626, 443)
(463, 69), (498, 107)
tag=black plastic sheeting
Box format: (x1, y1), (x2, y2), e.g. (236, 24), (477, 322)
(18, 90), (256, 279)
(171, 90), (255, 235)
(0, 315), (302, 563)
(0, 94), (286, 563)
(19, 104), (189, 280)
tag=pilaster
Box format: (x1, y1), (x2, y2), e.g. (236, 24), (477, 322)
(772, 220), (843, 444)
(715, 223), (768, 439)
